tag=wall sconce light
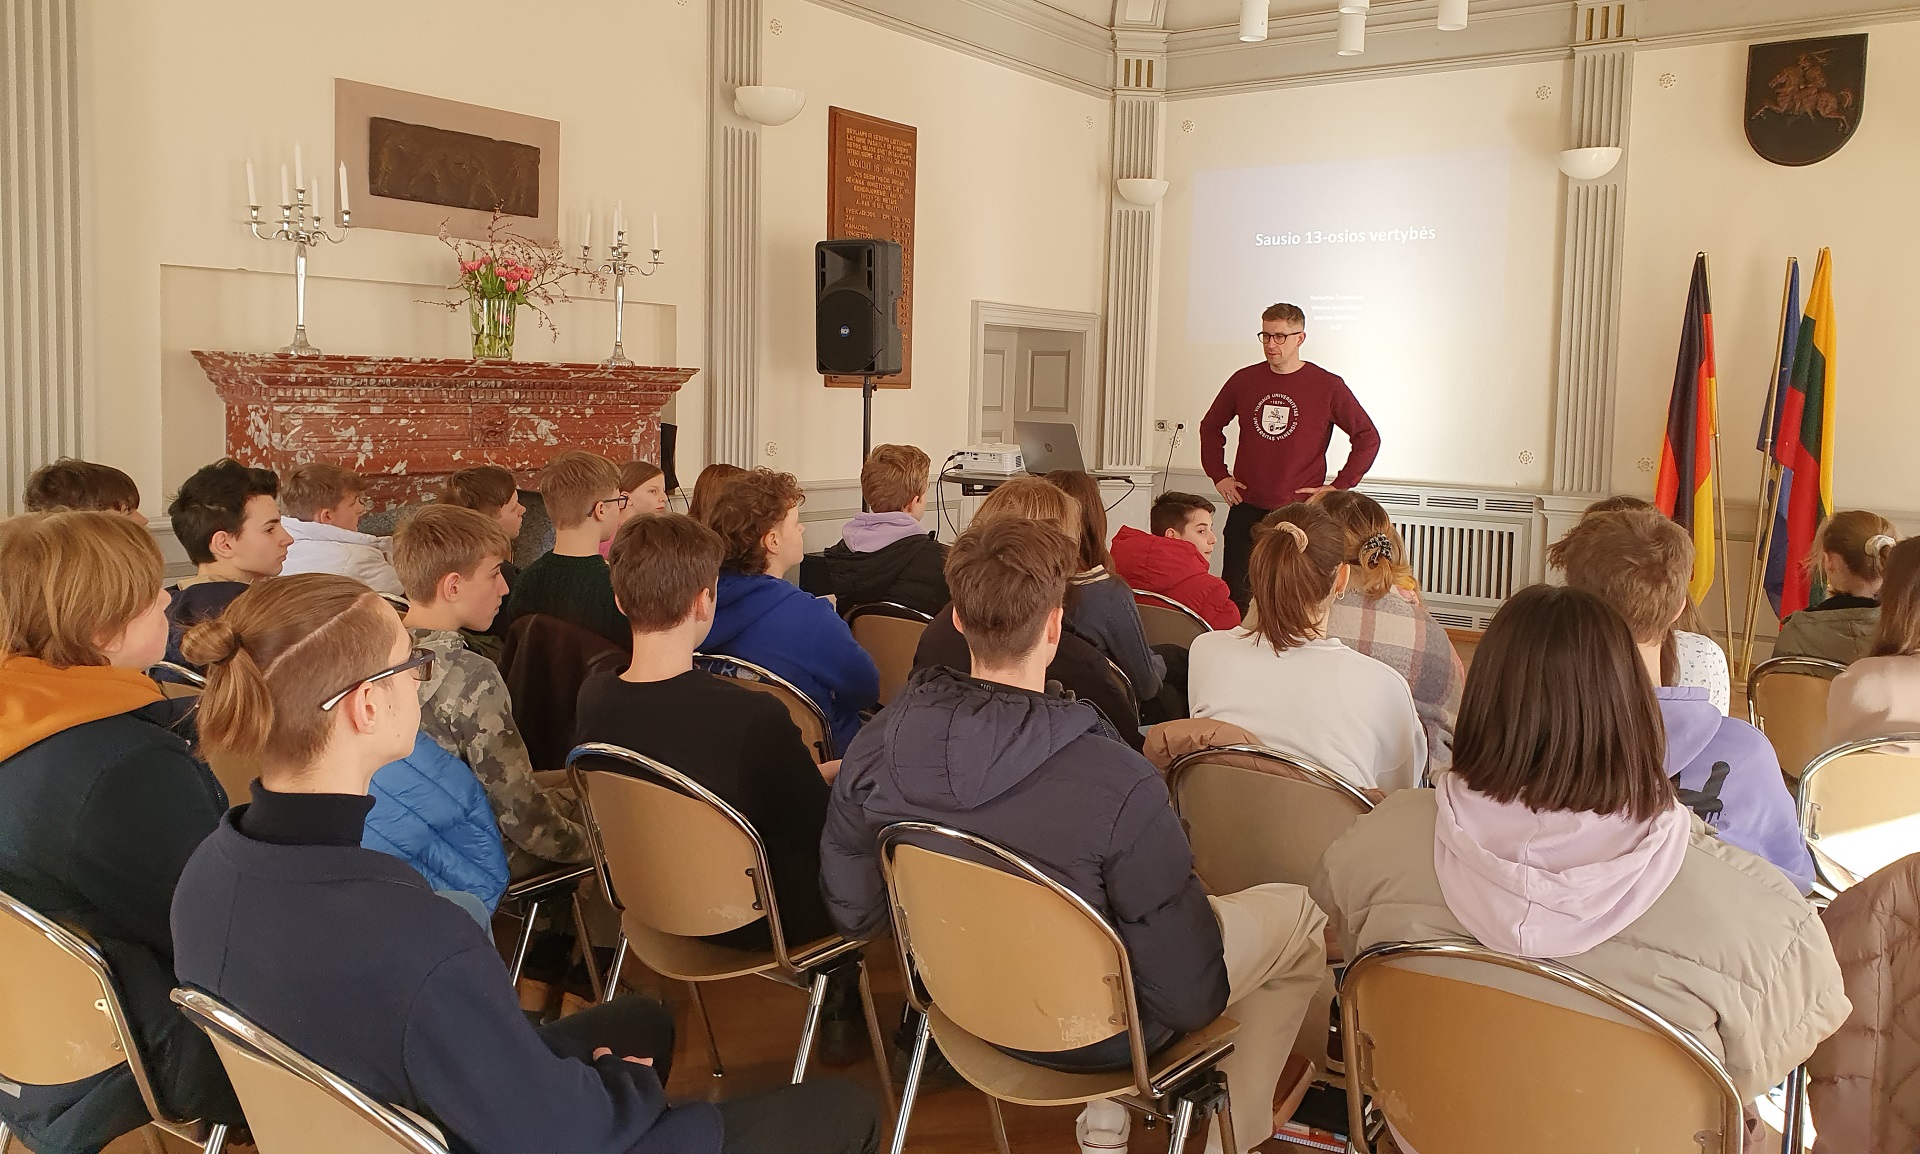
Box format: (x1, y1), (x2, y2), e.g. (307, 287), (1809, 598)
(1557, 146), (1623, 180)
(1116, 178), (1170, 206)
(733, 86), (807, 127)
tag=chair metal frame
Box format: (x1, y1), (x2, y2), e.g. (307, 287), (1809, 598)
(170, 987), (450, 1154)
(1166, 743), (1376, 817)
(565, 742), (893, 1113)
(498, 862), (603, 1000)
(0, 888), (229, 1154)
(1794, 731), (1920, 894)
(843, 601), (934, 624)
(149, 661), (208, 688)
(877, 821), (1238, 1154)
(1338, 940), (1745, 1154)
(695, 652), (837, 761)
(1133, 590), (1213, 645)
(379, 593), (412, 613)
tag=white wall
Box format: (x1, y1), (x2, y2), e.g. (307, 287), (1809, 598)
(1154, 59), (1568, 492)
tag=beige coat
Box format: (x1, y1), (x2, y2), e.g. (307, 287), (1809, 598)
(1825, 653), (1920, 749)
(1310, 789), (1850, 1101)
(1809, 853), (1920, 1153)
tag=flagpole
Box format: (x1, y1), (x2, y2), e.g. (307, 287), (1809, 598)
(1701, 253), (1736, 661)
(1738, 258), (1797, 680)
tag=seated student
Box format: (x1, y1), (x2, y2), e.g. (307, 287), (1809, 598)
(1579, 495), (1731, 713)
(1774, 511), (1895, 667)
(1313, 584), (1849, 1116)
(278, 462), (406, 597)
(1042, 469), (1165, 703)
(163, 458), (291, 668)
(1110, 491), (1240, 631)
(1825, 537), (1920, 748)
(440, 464), (528, 637)
(700, 468), (878, 754)
(1189, 504), (1425, 794)
(170, 574), (878, 1154)
(911, 477), (1142, 745)
(823, 517), (1327, 1154)
(1551, 509), (1814, 892)
(687, 461), (747, 523)
(503, 450), (629, 648)
(822, 444), (949, 618)
(394, 505), (590, 875)
(0, 512), (241, 1152)
(600, 461), (669, 558)
(1317, 489), (1463, 774)
(25, 457), (148, 524)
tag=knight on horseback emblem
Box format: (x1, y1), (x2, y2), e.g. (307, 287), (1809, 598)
(1745, 34), (1868, 167)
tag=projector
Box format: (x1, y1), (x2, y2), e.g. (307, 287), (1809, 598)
(953, 444), (1023, 475)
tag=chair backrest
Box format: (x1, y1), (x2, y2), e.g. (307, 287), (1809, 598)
(1798, 733), (1920, 891)
(149, 661), (207, 688)
(567, 743), (775, 943)
(1166, 745), (1373, 893)
(171, 987), (449, 1154)
(878, 822), (1156, 1094)
(0, 887), (139, 1089)
(1133, 591), (1211, 650)
(1100, 654), (1140, 727)
(1748, 656), (1847, 779)
(696, 653), (834, 761)
(847, 605), (930, 707)
(1340, 941), (1743, 1154)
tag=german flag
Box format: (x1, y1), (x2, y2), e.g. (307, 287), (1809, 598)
(1654, 253), (1718, 605)
(1773, 247), (1837, 618)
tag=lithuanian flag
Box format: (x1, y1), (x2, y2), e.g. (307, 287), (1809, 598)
(1773, 247), (1837, 618)
(1654, 254), (1719, 605)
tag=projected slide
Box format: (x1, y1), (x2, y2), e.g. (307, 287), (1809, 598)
(1185, 151), (1511, 376)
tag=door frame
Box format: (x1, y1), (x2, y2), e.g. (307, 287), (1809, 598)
(968, 301), (1104, 461)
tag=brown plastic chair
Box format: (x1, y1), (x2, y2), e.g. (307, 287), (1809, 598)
(1134, 591), (1212, 650)
(0, 888), (229, 1154)
(878, 822), (1239, 1154)
(566, 742), (893, 1115)
(1165, 744), (1374, 895)
(170, 987), (449, 1154)
(696, 652), (836, 762)
(846, 603), (931, 707)
(1797, 733), (1920, 893)
(1748, 656), (1848, 781)
(1339, 940), (1744, 1154)
(499, 862), (603, 999)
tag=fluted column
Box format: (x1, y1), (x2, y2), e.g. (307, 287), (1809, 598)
(706, 0), (761, 467)
(1099, 32), (1166, 472)
(1, 0), (85, 511)
(1551, 3), (1636, 496)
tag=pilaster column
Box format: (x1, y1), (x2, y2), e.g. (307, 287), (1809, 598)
(1, 0), (85, 510)
(1550, 2), (1636, 496)
(706, 0), (761, 467)
(1098, 31), (1167, 472)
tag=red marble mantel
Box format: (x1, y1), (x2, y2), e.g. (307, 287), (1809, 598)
(193, 352), (697, 507)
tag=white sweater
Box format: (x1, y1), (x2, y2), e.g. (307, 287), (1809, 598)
(280, 518), (406, 597)
(1187, 631), (1427, 793)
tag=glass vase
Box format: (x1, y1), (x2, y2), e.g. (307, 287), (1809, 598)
(469, 295), (518, 360)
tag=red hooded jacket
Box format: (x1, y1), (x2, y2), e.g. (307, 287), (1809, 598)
(1109, 526), (1241, 631)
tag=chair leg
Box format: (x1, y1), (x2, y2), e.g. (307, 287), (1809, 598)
(200, 1122), (230, 1154)
(506, 897), (543, 984)
(985, 1095), (1012, 1154)
(604, 931), (629, 997)
(1781, 1064), (1808, 1153)
(1211, 1070), (1237, 1154)
(0, 1118), (12, 1154)
(857, 959), (899, 1121)
(688, 981), (726, 1077)
(792, 969), (833, 1083)
(887, 1012), (932, 1154)
(570, 890), (603, 1001)
(1165, 1094), (1197, 1154)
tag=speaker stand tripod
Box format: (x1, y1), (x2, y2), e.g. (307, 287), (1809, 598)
(860, 373), (874, 511)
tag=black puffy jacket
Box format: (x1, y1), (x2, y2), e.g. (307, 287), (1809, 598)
(822, 533), (949, 618)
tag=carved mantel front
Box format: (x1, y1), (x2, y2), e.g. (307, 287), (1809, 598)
(192, 352), (697, 506)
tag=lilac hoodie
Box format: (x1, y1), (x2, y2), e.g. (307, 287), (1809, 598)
(1657, 686), (1815, 894)
(839, 511), (929, 554)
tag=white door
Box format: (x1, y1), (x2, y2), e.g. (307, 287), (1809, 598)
(980, 325), (1017, 444)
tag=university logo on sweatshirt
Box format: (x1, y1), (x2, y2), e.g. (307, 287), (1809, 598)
(1256, 393), (1298, 440)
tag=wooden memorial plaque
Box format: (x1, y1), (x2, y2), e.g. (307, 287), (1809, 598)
(826, 107), (916, 388)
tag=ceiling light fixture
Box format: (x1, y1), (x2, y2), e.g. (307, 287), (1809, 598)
(1438, 0), (1468, 31)
(1336, 11), (1366, 55)
(1238, 0), (1269, 42)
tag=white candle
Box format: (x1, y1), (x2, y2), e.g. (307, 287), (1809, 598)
(294, 144), (304, 192)
(338, 162), (350, 214)
(580, 209), (591, 252)
(245, 159), (257, 207)
(280, 163), (290, 206)
(614, 200), (623, 238)
(310, 188), (322, 226)
(651, 212), (659, 251)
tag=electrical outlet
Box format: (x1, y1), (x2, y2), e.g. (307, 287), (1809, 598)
(764, 441), (779, 457)
(1154, 420), (1169, 432)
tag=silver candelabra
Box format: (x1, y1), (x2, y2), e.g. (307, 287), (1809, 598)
(248, 186), (350, 356)
(582, 231), (662, 367)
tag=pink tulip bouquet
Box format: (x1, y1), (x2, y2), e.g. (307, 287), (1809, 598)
(437, 211), (598, 360)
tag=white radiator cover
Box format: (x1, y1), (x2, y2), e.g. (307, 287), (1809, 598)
(1356, 483), (1545, 630)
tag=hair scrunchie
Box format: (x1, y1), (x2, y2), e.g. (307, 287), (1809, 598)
(1361, 532), (1395, 566)
(1274, 521), (1309, 553)
(1868, 534), (1897, 554)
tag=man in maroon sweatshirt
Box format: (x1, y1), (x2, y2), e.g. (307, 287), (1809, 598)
(1200, 302), (1381, 608)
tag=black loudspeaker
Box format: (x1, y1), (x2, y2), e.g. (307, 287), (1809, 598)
(815, 239), (903, 377)
(657, 422), (679, 492)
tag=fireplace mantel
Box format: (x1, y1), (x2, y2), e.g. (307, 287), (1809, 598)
(193, 352), (696, 506)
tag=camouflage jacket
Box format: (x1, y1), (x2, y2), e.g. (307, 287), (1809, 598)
(410, 628), (589, 867)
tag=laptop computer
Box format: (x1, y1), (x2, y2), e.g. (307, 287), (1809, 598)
(1014, 420), (1091, 476)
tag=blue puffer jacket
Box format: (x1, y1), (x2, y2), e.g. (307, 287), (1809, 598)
(364, 733), (509, 910)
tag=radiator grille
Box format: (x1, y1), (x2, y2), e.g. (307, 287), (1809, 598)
(1391, 518), (1521, 606)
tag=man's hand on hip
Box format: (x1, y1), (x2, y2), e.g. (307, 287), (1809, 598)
(1297, 485), (1336, 501)
(1214, 476), (1246, 505)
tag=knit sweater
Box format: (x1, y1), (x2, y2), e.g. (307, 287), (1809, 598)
(1069, 570), (1165, 700)
(504, 552), (630, 649)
